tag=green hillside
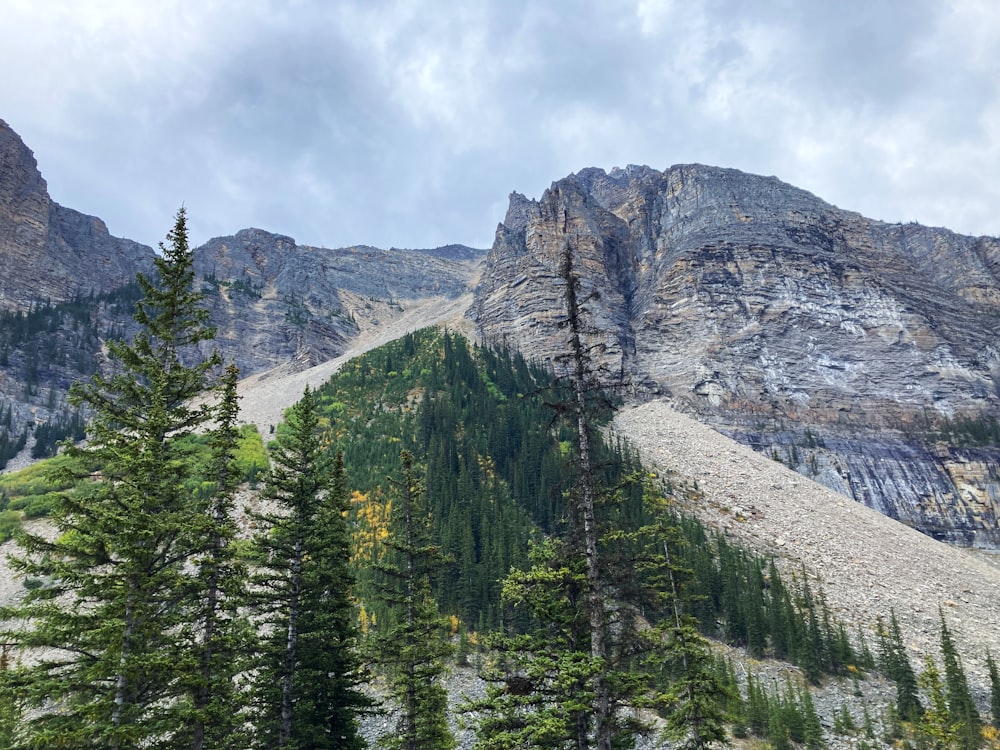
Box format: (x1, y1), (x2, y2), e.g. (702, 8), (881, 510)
(310, 328), (866, 681)
(309, 327), (646, 632)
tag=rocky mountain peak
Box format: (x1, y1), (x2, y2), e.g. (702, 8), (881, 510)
(472, 163), (1000, 547)
(0, 120), (153, 312)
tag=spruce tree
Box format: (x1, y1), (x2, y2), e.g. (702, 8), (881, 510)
(469, 538), (600, 750)
(185, 363), (256, 750)
(938, 612), (981, 750)
(559, 243), (612, 750)
(372, 450), (455, 750)
(877, 612), (922, 722)
(918, 656), (959, 750)
(987, 651), (1000, 729)
(652, 496), (730, 750)
(251, 387), (370, 749)
(1, 208), (224, 749)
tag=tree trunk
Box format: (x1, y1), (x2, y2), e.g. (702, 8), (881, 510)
(563, 246), (612, 750)
(110, 580), (139, 750)
(279, 535), (303, 747)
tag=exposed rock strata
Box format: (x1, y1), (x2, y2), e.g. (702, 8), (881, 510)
(472, 165), (1000, 546)
(192, 229), (483, 377)
(0, 119), (153, 310)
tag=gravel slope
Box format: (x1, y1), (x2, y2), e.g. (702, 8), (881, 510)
(613, 400), (1000, 691)
(236, 293), (476, 436)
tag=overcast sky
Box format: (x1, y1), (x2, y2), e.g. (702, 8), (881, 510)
(2, 0), (998, 250)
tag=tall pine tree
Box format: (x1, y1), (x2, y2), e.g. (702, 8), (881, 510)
(183, 363), (256, 750)
(1, 208), (225, 749)
(251, 387), (370, 749)
(371, 450), (455, 750)
(938, 612), (981, 750)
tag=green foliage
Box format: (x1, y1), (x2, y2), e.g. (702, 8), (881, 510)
(315, 328), (599, 631)
(877, 611), (924, 722)
(938, 612), (981, 750)
(0, 208), (231, 748)
(467, 538), (604, 750)
(251, 388), (370, 749)
(0, 452), (80, 513)
(987, 651), (1000, 729)
(30, 409), (86, 459)
(917, 656), (961, 750)
(741, 672), (825, 749)
(370, 450), (455, 750)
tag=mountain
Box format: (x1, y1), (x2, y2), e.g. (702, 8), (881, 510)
(0, 119), (154, 310)
(2, 116), (999, 549)
(471, 164), (1000, 547)
(191, 229), (482, 376)
(0, 121), (484, 465)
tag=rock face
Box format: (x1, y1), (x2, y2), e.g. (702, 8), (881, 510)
(193, 229), (483, 376)
(0, 120), (483, 467)
(0, 119), (154, 310)
(471, 165), (1000, 547)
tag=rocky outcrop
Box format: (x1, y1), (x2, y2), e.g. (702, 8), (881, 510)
(0, 120), (484, 468)
(193, 229), (483, 376)
(471, 165), (1000, 546)
(0, 119), (153, 311)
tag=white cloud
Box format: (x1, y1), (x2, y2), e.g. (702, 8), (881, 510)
(2, 0), (1000, 247)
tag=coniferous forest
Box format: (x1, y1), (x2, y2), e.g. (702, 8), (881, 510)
(0, 212), (997, 749)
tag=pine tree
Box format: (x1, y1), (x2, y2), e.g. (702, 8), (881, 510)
(938, 612), (981, 750)
(251, 387), (370, 749)
(372, 450), (455, 750)
(469, 537), (600, 750)
(799, 683), (826, 749)
(918, 656), (960, 750)
(877, 612), (923, 722)
(987, 651), (1000, 729)
(1, 208), (223, 749)
(185, 363), (256, 750)
(558, 243), (613, 750)
(654, 499), (731, 750)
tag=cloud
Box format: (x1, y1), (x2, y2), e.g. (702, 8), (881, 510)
(1, 0), (999, 248)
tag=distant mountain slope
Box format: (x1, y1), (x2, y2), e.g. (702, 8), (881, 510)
(0, 120), (484, 470)
(191, 228), (483, 377)
(471, 165), (1000, 546)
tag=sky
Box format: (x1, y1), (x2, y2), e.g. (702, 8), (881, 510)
(2, 0), (999, 250)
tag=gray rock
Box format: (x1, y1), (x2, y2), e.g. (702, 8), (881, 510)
(471, 164), (1000, 547)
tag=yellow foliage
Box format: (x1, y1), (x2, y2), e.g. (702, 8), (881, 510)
(983, 725), (1000, 748)
(358, 604), (370, 635)
(449, 614), (461, 636)
(350, 490), (392, 563)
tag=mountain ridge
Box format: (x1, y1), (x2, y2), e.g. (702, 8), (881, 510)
(471, 164), (1000, 547)
(1, 119), (998, 547)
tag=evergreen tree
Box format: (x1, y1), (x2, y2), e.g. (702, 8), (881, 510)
(653, 498), (731, 750)
(1, 208), (223, 749)
(558, 243), (613, 750)
(469, 538), (601, 750)
(938, 612), (981, 750)
(918, 656), (960, 750)
(987, 652), (1000, 729)
(184, 363), (256, 750)
(251, 387), (370, 749)
(877, 612), (923, 722)
(372, 450), (455, 750)
(799, 683), (826, 750)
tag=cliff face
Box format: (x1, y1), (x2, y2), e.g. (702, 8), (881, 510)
(193, 229), (482, 376)
(471, 165), (1000, 546)
(0, 119), (153, 310)
(0, 120), (483, 466)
